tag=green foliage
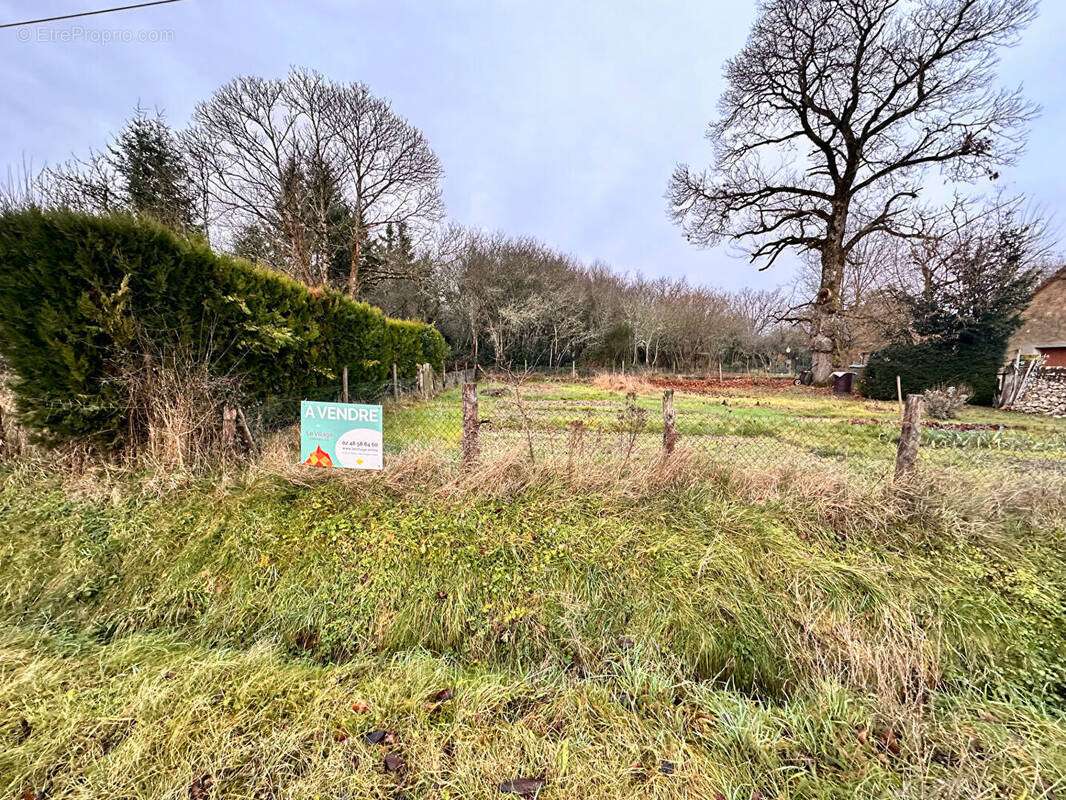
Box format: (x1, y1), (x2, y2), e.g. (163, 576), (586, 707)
(1, 460), (1066, 796)
(581, 321), (634, 366)
(862, 216), (1041, 405)
(862, 335), (1005, 405)
(109, 107), (199, 233)
(0, 209), (448, 448)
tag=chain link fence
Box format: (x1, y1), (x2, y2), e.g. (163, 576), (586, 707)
(4, 367), (1065, 489)
(372, 375), (1066, 488)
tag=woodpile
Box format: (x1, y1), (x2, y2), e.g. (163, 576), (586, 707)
(1010, 365), (1066, 418)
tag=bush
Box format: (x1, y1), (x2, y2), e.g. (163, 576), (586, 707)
(923, 384), (973, 419)
(0, 209), (447, 449)
(860, 332), (1005, 406)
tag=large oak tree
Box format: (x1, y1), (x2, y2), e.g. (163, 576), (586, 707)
(668, 0), (1037, 381)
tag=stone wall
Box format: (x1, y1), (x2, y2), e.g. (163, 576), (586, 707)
(1011, 365), (1066, 418)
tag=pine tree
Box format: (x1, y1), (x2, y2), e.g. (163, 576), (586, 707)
(108, 107), (198, 233)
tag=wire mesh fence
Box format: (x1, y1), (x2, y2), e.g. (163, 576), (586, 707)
(371, 375), (1066, 488)
(4, 367), (1065, 489)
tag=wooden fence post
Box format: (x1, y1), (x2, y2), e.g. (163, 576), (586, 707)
(235, 407), (257, 454)
(342, 365), (349, 404)
(662, 389), (677, 455)
(894, 394), (924, 480)
(462, 383), (480, 469)
(222, 404), (237, 449)
(393, 363), (399, 401)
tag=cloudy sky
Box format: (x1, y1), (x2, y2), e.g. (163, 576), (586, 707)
(2, 0), (1064, 292)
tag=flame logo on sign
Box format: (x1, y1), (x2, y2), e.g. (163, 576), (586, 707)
(303, 445), (333, 467)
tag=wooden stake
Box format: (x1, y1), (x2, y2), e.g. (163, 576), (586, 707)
(894, 394), (924, 480)
(393, 363), (399, 401)
(222, 404), (237, 449)
(662, 389), (677, 455)
(896, 375), (903, 417)
(342, 365), (349, 404)
(718, 362), (723, 383)
(461, 382), (480, 469)
(235, 407), (257, 454)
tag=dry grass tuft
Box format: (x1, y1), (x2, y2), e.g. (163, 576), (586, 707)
(591, 372), (655, 393)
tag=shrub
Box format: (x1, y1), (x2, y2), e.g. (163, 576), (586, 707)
(0, 209), (448, 450)
(923, 384), (973, 420)
(860, 333), (1004, 406)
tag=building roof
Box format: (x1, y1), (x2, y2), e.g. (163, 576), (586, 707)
(1035, 264), (1066, 295)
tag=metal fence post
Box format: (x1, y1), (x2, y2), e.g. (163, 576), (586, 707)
(894, 394), (924, 480)
(462, 383), (480, 469)
(662, 389), (677, 455)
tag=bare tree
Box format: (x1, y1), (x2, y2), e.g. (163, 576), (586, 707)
(668, 0), (1038, 381)
(185, 74), (312, 280)
(330, 81), (445, 297)
(186, 68), (444, 296)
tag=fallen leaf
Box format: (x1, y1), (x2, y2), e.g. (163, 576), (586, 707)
(383, 752), (404, 772)
(362, 729), (387, 745)
(189, 774), (212, 800)
(431, 688), (454, 703)
(350, 699), (371, 713)
(660, 760), (676, 775)
(876, 727), (901, 756)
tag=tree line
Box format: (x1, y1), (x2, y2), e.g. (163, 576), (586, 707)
(7, 68), (806, 373)
(7, 0), (1058, 385)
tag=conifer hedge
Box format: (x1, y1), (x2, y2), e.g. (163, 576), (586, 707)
(860, 334), (1004, 406)
(0, 210), (447, 448)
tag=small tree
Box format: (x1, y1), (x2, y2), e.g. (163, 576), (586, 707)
(861, 203), (1044, 404)
(109, 108), (198, 232)
(39, 107), (199, 234)
(669, 0), (1038, 382)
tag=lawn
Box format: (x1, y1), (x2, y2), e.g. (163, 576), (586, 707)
(1, 377), (1065, 798)
(384, 376), (1066, 483)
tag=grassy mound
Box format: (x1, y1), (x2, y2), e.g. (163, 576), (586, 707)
(1, 458), (1065, 798)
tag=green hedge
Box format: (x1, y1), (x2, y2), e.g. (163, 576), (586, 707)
(860, 331), (1004, 406)
(0, 210), (447, 448)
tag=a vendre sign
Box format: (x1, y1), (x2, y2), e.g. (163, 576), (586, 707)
(300, 400), (383, 470)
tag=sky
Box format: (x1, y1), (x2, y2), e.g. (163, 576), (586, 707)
(2, 0), (1064, 294)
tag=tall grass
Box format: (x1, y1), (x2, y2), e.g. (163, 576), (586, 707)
(1, 383), (1065, 797)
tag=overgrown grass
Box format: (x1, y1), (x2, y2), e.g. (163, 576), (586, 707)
(1, 433), (1065, 797)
